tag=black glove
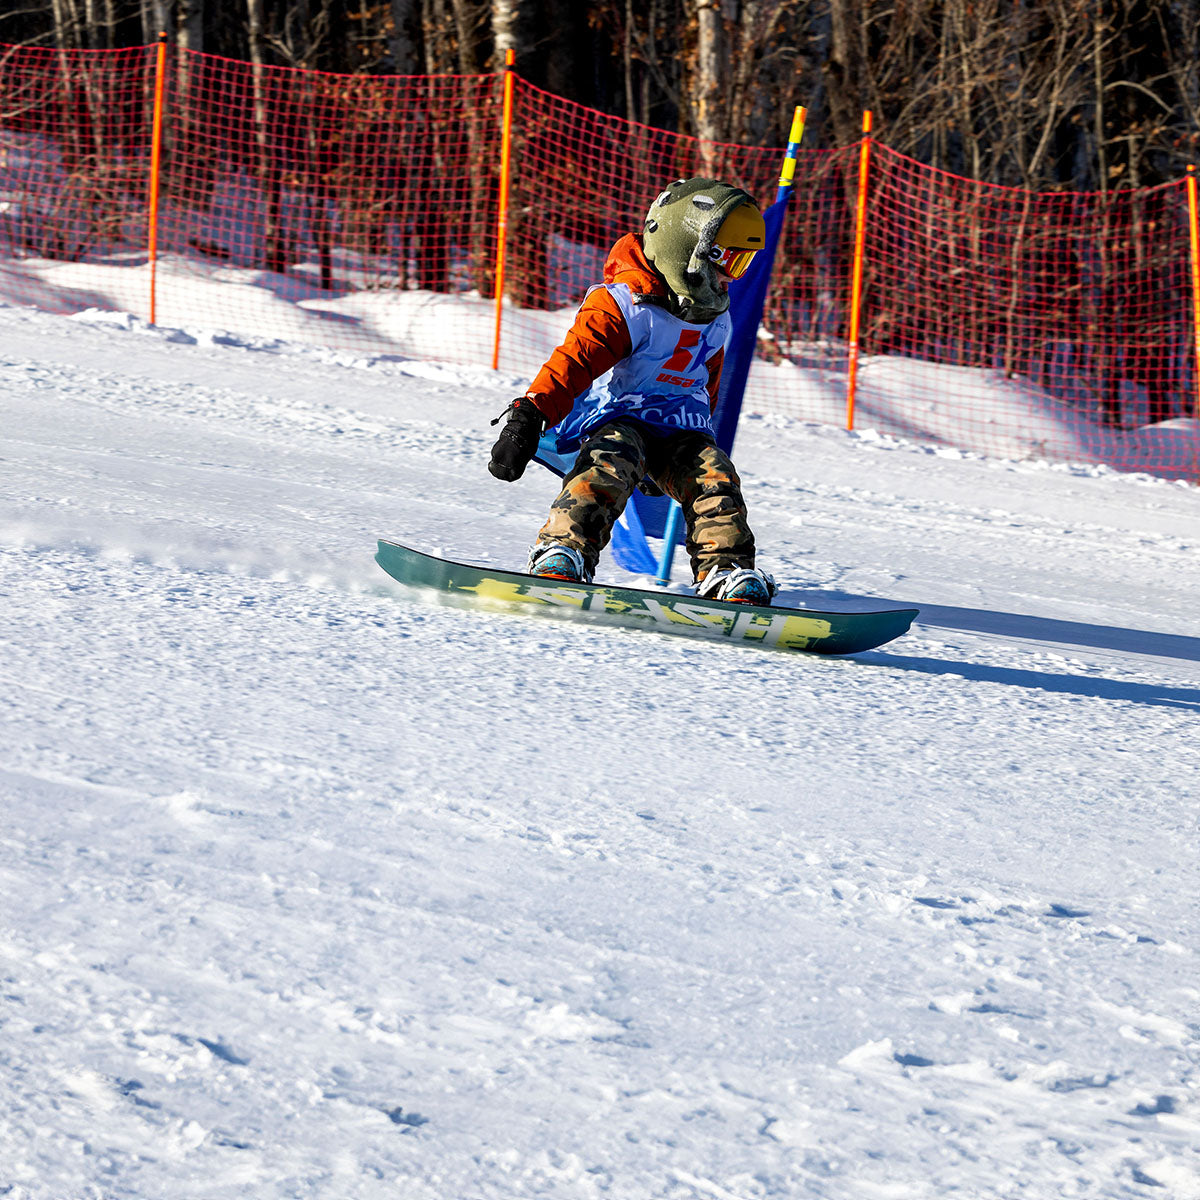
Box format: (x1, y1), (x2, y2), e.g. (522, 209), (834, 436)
(488, 397), (545, 481)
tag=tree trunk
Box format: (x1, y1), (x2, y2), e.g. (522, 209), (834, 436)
(83, 0), (100, 47)
(389, 0), (419, 74)
(176, 0), (202, 51)
(1093, 4), (1108, 197)
(823, 0), (863, 149)
(491, 0), (519, 67)
(247, 0), (287, 273)
(141, 0), (168, 42)
(51, 0), (79, 50)
(693, 0), (730, 169)
(449, 0), (482, 73)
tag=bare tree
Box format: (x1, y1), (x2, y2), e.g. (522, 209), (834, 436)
(245, 0), (287, 271)
(175, 0), (201, 51)
(7, 0), (1200, 193)
(692, 0), (729, 157)
(141, 0), (169, 40)
(388, 0), (420, 73)
(449, 0), (486, 71)
(491, 0), (520, 64)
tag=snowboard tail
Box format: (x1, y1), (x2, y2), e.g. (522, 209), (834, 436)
(376, 540), (918, 656)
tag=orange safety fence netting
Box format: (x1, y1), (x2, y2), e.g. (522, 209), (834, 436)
(856, 147), (1197, 476)
(0, 42), (1196, 481)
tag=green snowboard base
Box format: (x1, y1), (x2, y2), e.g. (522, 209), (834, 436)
(376, 540), (918, 656)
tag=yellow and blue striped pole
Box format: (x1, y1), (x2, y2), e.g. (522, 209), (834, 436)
(775, 105), (807, 203)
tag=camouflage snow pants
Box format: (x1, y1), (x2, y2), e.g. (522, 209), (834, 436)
(537, 419), (756, 581)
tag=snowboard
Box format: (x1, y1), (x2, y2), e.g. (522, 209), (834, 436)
(376, 540), (918, 656)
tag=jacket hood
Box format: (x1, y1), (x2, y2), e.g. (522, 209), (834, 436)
(602, 233), (668, 300)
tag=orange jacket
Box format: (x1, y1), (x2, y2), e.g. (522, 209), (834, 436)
(526, 234), (725, 428)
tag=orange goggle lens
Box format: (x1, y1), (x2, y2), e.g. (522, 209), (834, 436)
(708, 243), (758, 280)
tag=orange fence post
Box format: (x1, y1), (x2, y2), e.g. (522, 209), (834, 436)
(491, 48), (516, 371)
(1187, 166), (1200, 421)
(845, 110), (872, 431)
(147, 33), (168, 325)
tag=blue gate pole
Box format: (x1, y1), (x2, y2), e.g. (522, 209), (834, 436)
(654, 501), (686, 586)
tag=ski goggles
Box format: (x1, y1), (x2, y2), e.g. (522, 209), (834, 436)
(707, 242), (758, 280)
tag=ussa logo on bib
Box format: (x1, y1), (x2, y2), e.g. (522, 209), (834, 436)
(656, 330), (707, 388)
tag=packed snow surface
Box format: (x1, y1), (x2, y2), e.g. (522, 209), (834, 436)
(2, 300), (1199, 1199)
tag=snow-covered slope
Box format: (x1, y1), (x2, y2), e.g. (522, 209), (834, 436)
(2, 302), (1198, 1199)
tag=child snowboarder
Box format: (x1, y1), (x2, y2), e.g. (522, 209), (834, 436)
(488, 176), (776, 605)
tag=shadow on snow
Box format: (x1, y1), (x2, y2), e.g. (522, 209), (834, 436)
(863, 649), (1200, 711)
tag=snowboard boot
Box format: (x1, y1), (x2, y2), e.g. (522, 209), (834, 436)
(695, 565), (777, 605)
(527, 542), (593, 583)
